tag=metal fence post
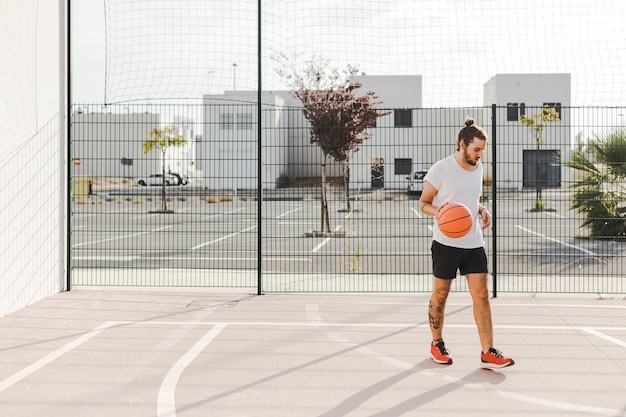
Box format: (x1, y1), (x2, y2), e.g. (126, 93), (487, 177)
(491, 104), (498, 297)
(257, 0), (263, 295)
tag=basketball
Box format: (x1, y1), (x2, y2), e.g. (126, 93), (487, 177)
(436, 202), (473, 238)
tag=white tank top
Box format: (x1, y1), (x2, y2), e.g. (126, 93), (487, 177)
(424, 155), (485, 249)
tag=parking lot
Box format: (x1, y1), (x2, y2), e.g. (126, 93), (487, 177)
(70, 188), (626, 293)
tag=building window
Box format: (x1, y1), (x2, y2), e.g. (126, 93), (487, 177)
(543, 102), (562, 119)
(507, 103), (526, 121)
(220, 112), (254, 130)
(238, 112), (253, 130)
(395, 158), (412, 175)
(220, 113), (233, 130)
(394, 109), (412, 127)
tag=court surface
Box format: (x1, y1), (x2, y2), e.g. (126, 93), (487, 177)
(0, 290), (624, 417)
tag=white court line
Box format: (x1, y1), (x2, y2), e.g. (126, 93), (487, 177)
(141, 321), (626, 333)
(304, 304), (626, 417)
(276, 207), (301, 218)
(157, 323), (227, 417)
(0, 321), (117, 394)
(72, 225), (172, 248)
(410, 207), (423, 218)
(515, 225), (599, 256)
(580, 327), (626, 348)
(191, 225), (257, 250)
(312, 225), (343, 252)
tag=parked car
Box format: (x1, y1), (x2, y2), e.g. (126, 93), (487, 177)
(406, 170), (428, 195)
(136, 173), (178, 186)
(169, 172), (189, 185)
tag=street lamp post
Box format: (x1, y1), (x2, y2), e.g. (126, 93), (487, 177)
(232, 63), (238, 90)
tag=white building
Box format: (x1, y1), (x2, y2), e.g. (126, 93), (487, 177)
(202, 75), (424, 191)
(484, 73), (572, 190)
(72, 110), (162, 179)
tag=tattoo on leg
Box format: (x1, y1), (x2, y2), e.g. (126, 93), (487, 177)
(429, 301), (442, 330)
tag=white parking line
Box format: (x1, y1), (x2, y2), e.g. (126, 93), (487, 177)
(515, 225), (598, 256)
(545, 211), (567, 219)
(72, 225), (172, 248)
(191, 225), (257, 250)
(312, 225), (343, 253)
(276, 207), (301, 219)
(410, 207), (423, 218)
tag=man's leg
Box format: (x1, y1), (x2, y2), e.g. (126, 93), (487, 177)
(429, 277), (453, 364)
(466, 272), (493, 353)
(429, 277), (452, 341)
(467, 272), (515, 368)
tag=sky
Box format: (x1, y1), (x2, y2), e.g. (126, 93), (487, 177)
(71, 0), (626, 108)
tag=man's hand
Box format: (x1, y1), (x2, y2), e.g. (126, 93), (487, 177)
(479, 208), (491, 229)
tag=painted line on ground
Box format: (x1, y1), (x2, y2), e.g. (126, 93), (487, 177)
(191, 225), (257, 250)
(545, 212), (567, 219)
(410, 207), (423, 218)
(0, 321), (117, 394)
(156, 323), (227, 417)
(312, 225), (343, 253)
(72, 225), (172, 248)
(515, 225), (599, 256)
(276, 207), (301, 218)
(304, 303), (626, 417)
(580, 327), (626, 348)
(139, 321), (626, 333)
(203, 207), (245, 220)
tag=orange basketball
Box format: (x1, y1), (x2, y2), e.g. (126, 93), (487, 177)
(436, 202), (473, 238)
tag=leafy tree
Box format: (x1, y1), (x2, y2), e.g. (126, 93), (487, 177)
(275, 53), (389, 233)
(564, 128), (626, 237)
(143, 126), (187, 212)
(520, 106), (560, 210)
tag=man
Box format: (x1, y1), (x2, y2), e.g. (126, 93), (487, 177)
(419, 117), (514, 369)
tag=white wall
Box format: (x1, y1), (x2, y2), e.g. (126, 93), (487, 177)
(0, 0), (65, 316)
(202, 91), (290, 190)
(71, 111), (162, 178)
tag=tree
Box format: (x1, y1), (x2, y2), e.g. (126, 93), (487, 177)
(564, 128), (626, 237)
(520, 106), (560, 210)
(275, 53), (389, 234)
(142, 126), (187, 213)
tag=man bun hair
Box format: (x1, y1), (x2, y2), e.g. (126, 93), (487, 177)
(457, 116), (487, 151)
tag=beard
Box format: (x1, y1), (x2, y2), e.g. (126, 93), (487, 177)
(463, 149), (479, 166)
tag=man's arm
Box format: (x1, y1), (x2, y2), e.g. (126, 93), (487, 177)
(419, 180), (441, 217)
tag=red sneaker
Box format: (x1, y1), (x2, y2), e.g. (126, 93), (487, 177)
(481, 348), (515, 369)
(431, 340), (453, 365)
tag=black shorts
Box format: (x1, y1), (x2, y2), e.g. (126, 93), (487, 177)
(431, 240), (488, 279)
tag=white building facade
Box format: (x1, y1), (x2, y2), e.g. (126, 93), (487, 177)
(484, 73), (572, 190)
(202, 75), (424, 191)
(71, 111), (162, 179)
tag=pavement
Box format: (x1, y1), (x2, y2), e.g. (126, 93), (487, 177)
(0, 290), (624, 417)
